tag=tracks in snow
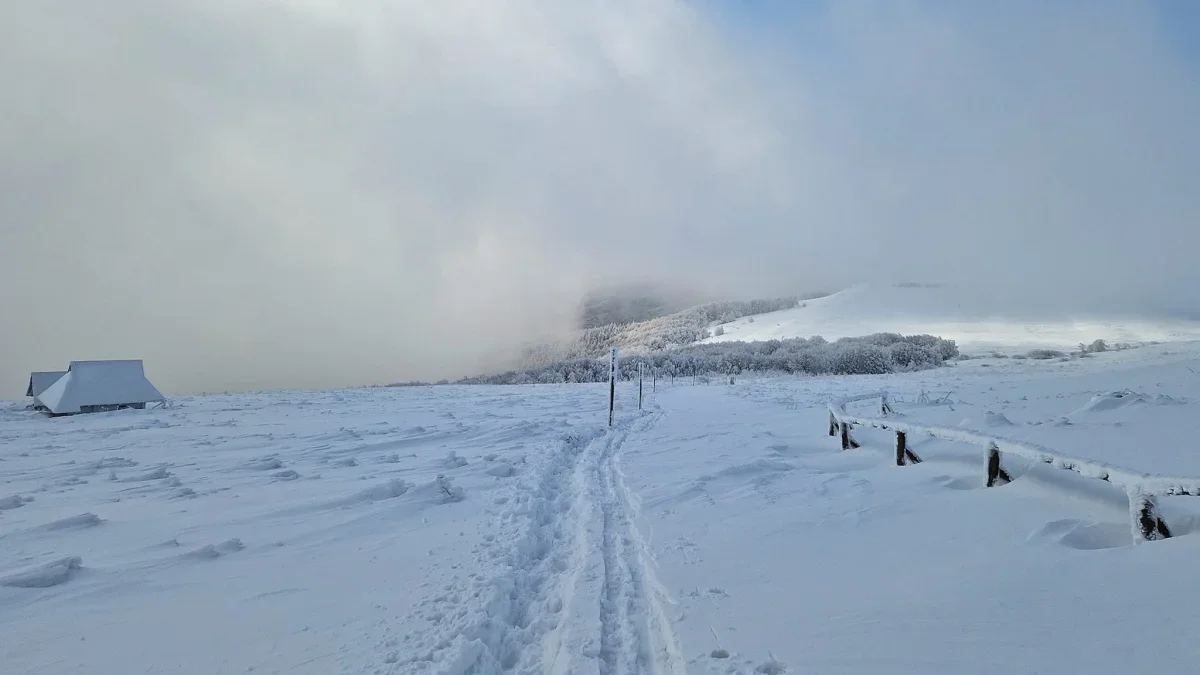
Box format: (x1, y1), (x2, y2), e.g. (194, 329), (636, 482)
(596, 418), (687, 675)
(426, 411), (683, 675)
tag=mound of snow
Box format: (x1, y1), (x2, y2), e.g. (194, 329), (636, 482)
(698, 459), (795, 482)
(185, 546), (221, 560)
(87, 457), (138, 471)
(412, 475), (465, 504)
(485, 463), (516, 478)
(119, 467), (172, 482)
(186, 538), (245, 560)
(1, 556), (83, 588)
(345, 479), (412, 505)
(39, 513), (102, 531)
(957, 412), (1016, 429)
(444, 451), (468, 469)
(1075, 391), (1185, 414)
(0, 495), (31, 510)
(1077, 391), (1146, 413)
(243, 457), (284, 471)
(1027, 520), (1131, 550)
(985, 411), (1016, 427)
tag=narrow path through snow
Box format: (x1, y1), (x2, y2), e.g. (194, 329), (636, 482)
(405, 408), (683, 675)
(595, 413), (686, 675)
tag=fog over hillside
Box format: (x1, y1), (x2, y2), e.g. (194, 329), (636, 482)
(2, 1), (1199, 395)
(577, 283), (711, 330)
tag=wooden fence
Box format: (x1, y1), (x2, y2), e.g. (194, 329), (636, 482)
(828, 392), (1194, 544)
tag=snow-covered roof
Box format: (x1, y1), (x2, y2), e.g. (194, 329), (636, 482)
(26, 371), (66, 398)
(38, 360), (165, 415)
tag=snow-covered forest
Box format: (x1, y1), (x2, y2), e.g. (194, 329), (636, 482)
(460, 332), (959, 385)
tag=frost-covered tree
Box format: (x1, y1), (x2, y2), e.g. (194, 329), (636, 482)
(829, 343), (890, 375)
(459, 331), (957, 384)
(887, 342), (940, 371)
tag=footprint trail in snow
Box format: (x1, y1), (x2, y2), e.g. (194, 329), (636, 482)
(398, 411), (685, 675)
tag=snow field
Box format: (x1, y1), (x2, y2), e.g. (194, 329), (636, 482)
(623, 380), (1200, 674)
(4, 341), (1200, 673)
(0, 386), (632, 674)
(702, 283), (1200, 353)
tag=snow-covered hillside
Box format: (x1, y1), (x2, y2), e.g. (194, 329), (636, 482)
(4, 342), (1200, 674)
(703, 283), (1200, 353)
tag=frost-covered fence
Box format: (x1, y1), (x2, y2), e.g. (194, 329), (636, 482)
(827, 392), (1189, 544)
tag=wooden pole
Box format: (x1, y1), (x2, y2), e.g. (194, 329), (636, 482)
(638, 362), (644, 410)
(841, 423), (851, 450)
(986, 443), (1012, 487)
(608, 348), (617, 427)
(896, 431), (907, 466)
(1131, 491), (1172, 543)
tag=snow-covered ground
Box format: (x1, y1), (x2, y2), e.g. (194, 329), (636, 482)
(702, 283), (1200, 353)
(5, 342), (1200, 674)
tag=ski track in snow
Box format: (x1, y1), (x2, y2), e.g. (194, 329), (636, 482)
(400, 409), (683, 675)
(595, 414), (686, 675)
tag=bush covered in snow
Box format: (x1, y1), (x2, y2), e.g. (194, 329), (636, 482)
(1027, 349), (1066, 360)
(887, 341), (943, 370)
(830, 343), (891, 375)
(461, 333), (958, 384)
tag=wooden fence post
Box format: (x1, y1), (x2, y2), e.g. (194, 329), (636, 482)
(840, 423), (860, 450)
(829, 412), (838, 437)
(1129, 490), (1171, 543)
(608, 348), (618, 427)
(894, 430), (923, 466)
(985, 443), (1012, 487)
(638, 362), (644, 410)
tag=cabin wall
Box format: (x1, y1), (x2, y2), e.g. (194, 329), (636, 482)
(78, 402), (147, 414)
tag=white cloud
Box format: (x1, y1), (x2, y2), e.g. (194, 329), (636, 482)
(1, 0), (1197, 394)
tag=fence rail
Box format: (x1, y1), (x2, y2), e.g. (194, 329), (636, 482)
(827, 392), (1196, 543)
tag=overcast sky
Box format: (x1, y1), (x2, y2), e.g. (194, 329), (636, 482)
(2, 0), (1199, 395)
